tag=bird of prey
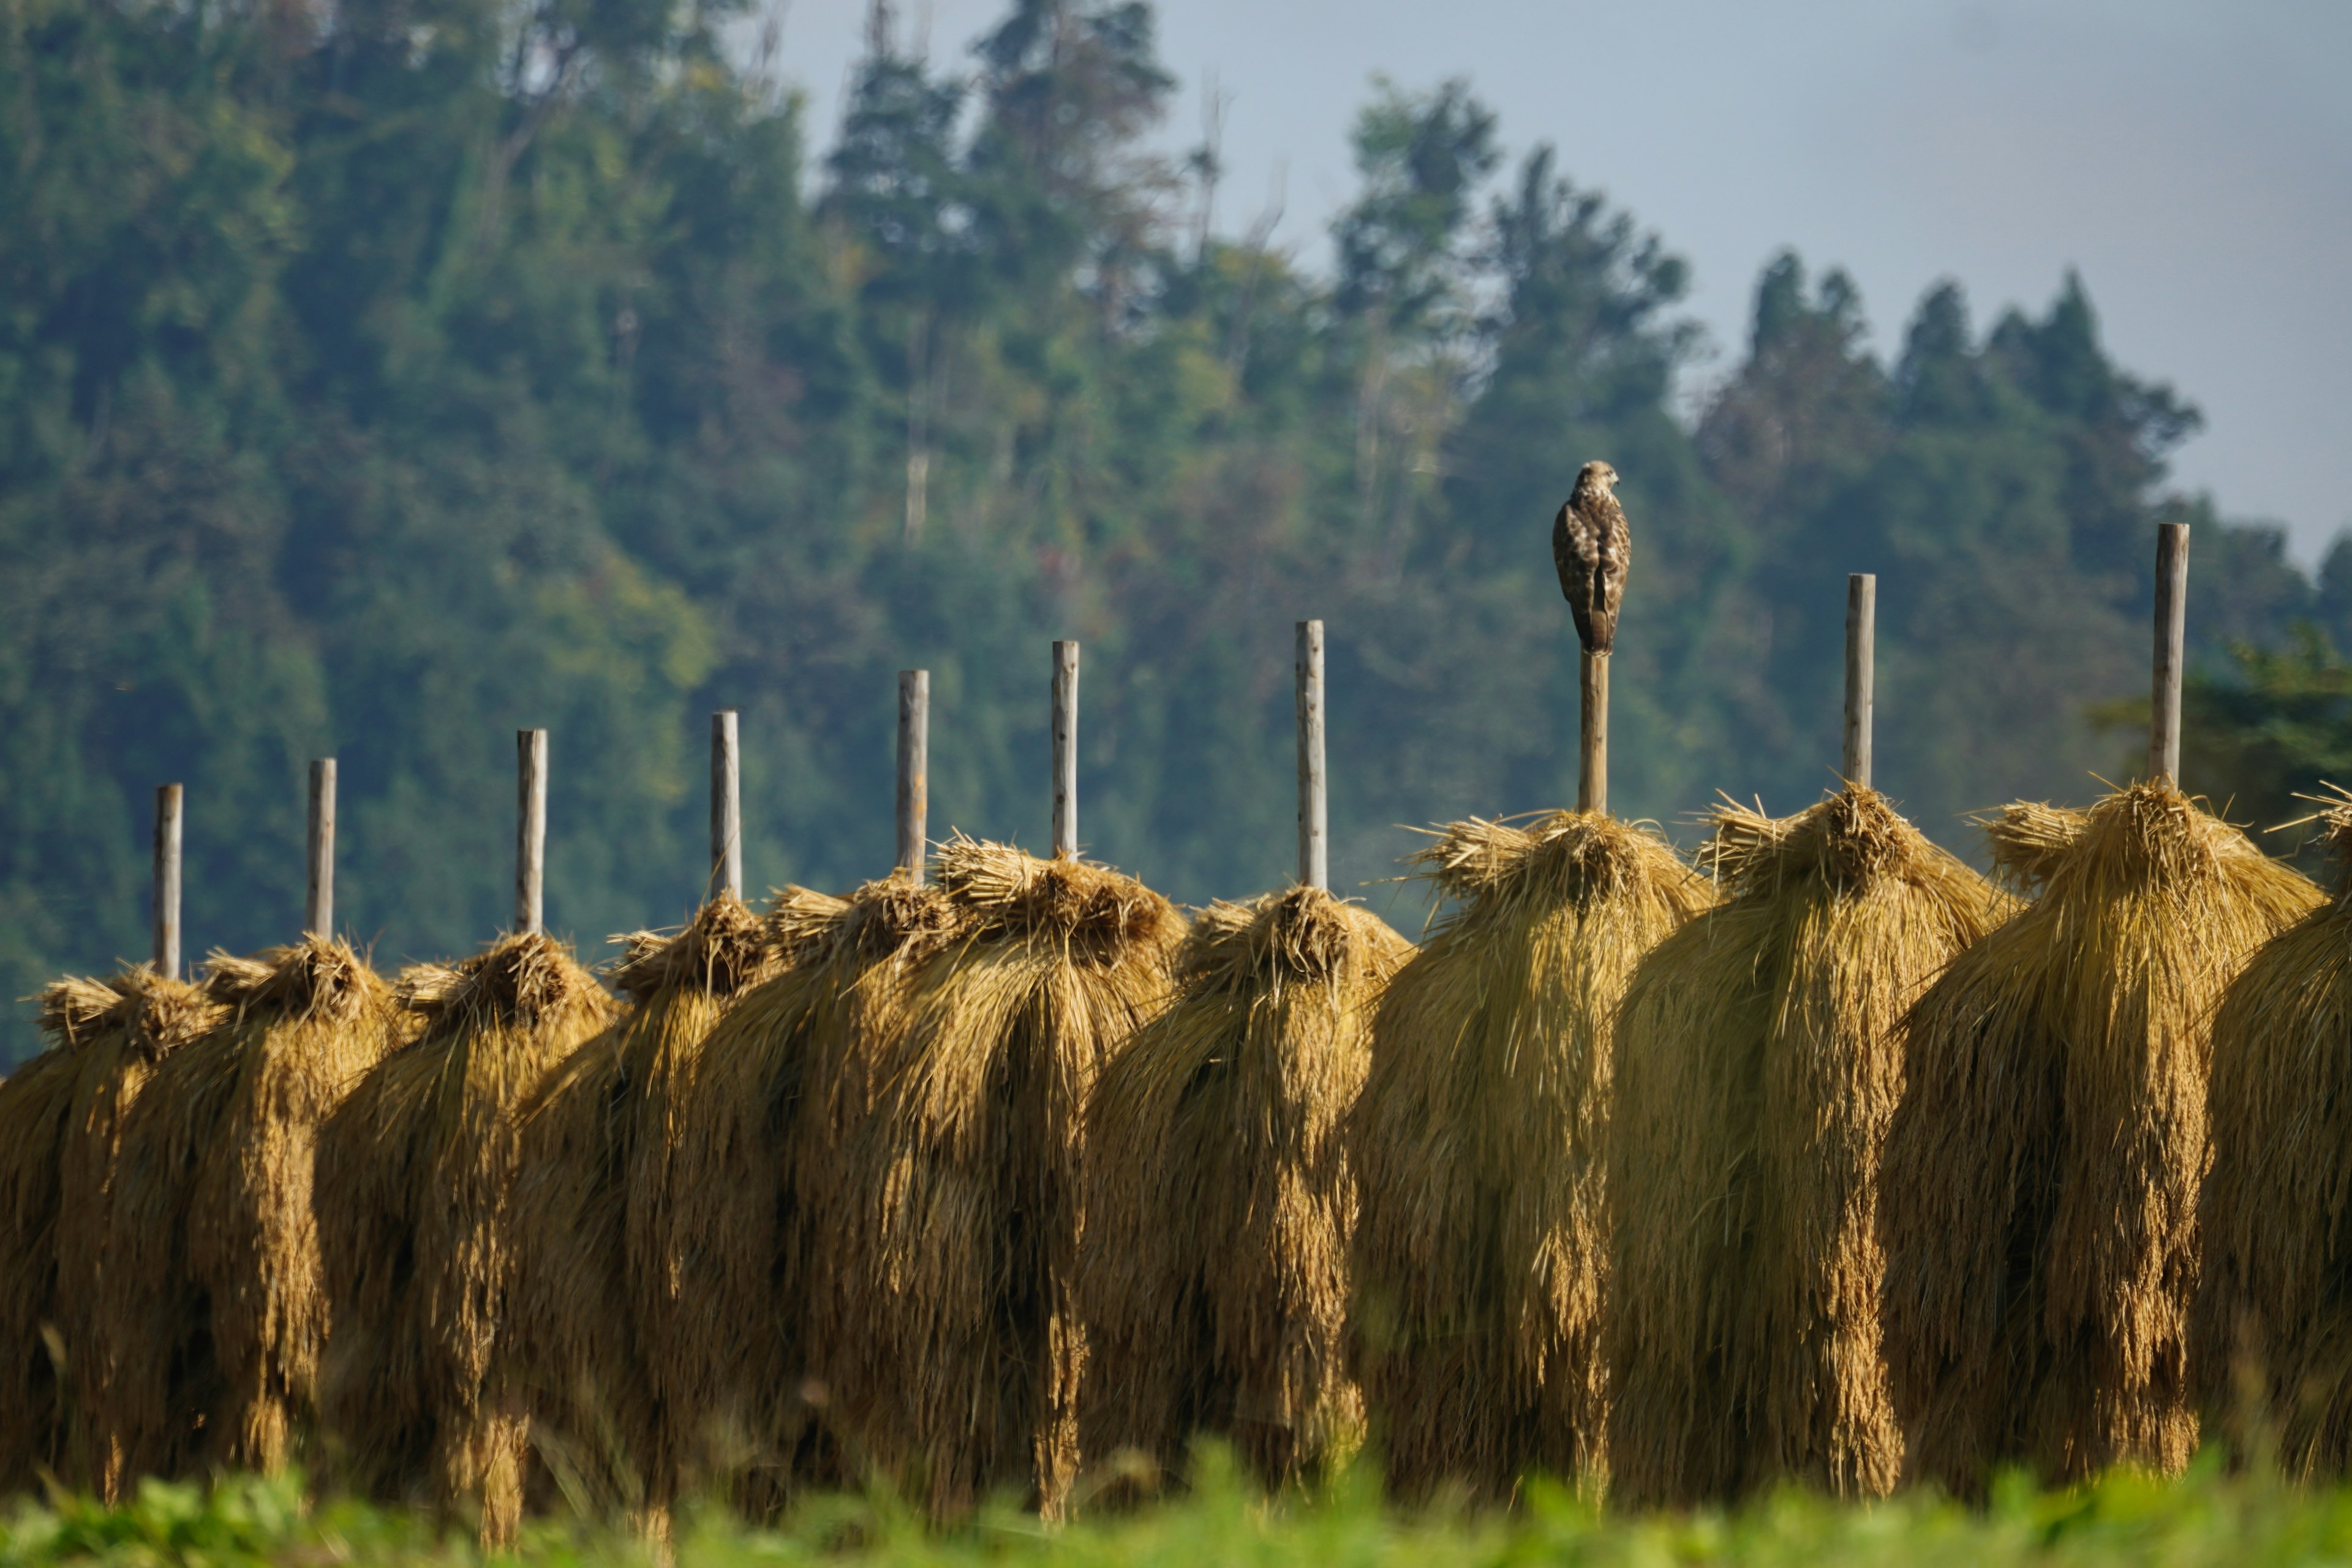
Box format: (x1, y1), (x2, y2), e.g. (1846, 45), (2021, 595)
(1552, 461), (1630, 655)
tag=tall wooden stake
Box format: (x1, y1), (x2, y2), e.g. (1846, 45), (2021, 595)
(153, 783), (183, 980)
(897, 670), (930, 883)
(710, 710), (742, 900)
(1844, 575), (1876, 791)
(517, 728), (547, 936)
(306, 758), (336, 938)
(1296, 620), (1327, 891)
(2151, 522), (2190, 785)
(1052, 641), (1079, 859)
(1578, 650), (1609, 815)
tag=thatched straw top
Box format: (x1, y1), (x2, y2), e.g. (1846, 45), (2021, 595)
(1986, 781), (2271, 900)
(935, 835), (1178, 954)
(608, 892), (775, 1001)
(200, 937), (388, 1026)
(768, 885), (853, 963)
(1181, 885), (1402, 991)
(1702, 788), (1948, 895)
(1979, 801), (2090, 894)
(2290, 785), (2352, 900)
(35, 967), (219, 1060)
(1411, 809), (1694, 913)
(396, 930), (609, 1033)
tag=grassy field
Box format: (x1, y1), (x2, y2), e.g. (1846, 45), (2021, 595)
(9, 1453), (2352, 1567)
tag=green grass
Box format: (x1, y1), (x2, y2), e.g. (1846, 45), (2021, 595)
(10, 1452), (2352, 1567)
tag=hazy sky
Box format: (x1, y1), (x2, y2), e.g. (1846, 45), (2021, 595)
(769, 0), (2352, 562)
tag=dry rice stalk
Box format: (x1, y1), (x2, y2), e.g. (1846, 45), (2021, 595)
(1349, 810), (1712, 1502)
(823, 839), (1182, 1520)
(0, 1037), (80, 1496)
(1079, 885), (1411, 1491)
(502, 893), (777, 1526)
(1879, 780), (2321, 1492)
(1, 970), (216, 1494)
(51, 968), (222, 1495)
(2195, 791), (2352, 1474)
(1606, 789), (2011, 1506)
(658, 878), (961, 1513)
(317, 930), (616, 1542)
(93, 940), (403, 1496)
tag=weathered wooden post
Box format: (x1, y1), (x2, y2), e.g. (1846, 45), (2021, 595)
(153, 783), (183, 979)
(516, 728), (547, 935)
(307, 758), (336, 938)
(1844, 575), (1875, 791)
(1579, 652), (1608, 816)
(1052, 641), (1079, 859)
(898, 670), (930, 883)
(711, 710), (742, 900)
(2151, 521), (2190, 785)
(1297, 620), (1327, 891)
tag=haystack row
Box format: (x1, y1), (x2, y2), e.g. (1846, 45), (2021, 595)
(9, 500), (2350, 1526)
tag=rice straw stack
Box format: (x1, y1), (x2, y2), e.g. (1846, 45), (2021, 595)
(824, 838), (1182, 1519)
(316, 930), (616, 1540)
(502, 893), (776, 1525)
(658, 877), (961, 1512)
(0, 969), (216, 1494)
(2195, 791), (2352, 1474)
(1349, 811), (1711, 1501)
(1080, 885), (1411, 1490)
(93, 939), (404, 1494)
(1605, 789), (2010, 1505)
(1879, 782), (2321, 1491)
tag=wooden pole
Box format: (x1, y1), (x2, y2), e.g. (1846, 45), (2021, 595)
(1844, 575), (1875, 791)
(306, 758), (336, 938)
(1578, 650), (1609, 815)
(2151, 522), (2190, 785)
(1052, 641), (1079, 859)
(516, 728), (547, 936)
(897, 670), (930, 883)
(153, 783), (182, 980)
(710, 710), (741, 900)
(1296, 620), (1327, 891)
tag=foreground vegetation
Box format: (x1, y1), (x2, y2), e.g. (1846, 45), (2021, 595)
(9, 1456), (2352, 1567)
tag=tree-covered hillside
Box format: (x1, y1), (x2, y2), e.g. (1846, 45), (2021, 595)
(0, 0), (2338, 1058)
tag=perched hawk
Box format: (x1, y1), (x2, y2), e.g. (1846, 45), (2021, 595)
(1552, 461), (1630, 655)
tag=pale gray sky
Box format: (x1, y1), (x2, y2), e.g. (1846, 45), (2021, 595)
(769, 0), (2352, 562)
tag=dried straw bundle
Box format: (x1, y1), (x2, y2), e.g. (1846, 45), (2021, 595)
(1606, 790), (2010, 1506)
(317, 931), (616, 1540)
(2195, 794), (2352, 1474)
(502, 894), (776, 1523)
(658, 878), (962, 1510)
(826, 839), (1182, 1519)
(1879, 781), (2321, 1491)
(94, 939), (404, 1494)
(1349, 811), (1711, 1501)
(0, 970), (216, 1494)
(1079, 886), (1412, 1490)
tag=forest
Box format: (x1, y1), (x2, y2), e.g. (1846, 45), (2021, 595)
(1, 0), (2345, 1061)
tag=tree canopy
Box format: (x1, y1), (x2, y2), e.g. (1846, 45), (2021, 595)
(0, 0), (2334, 1057)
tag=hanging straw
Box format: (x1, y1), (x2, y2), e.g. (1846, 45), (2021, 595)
(1349, 811), (1711, 1499)
(1606, 789), (2010, 1504)
(316, 931), (617, 1540)
(1, 970), (216, 1494)
(1080, 885), (1411, 1489)
(1879, 785), (2320, 1490)
(823, 837), (1182, 1519)
(93, 939), (404, 1494)
(656, 876), (962, 1513)
(2196, 789), (2352, 1474)
(500, 893), (777, 1527)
